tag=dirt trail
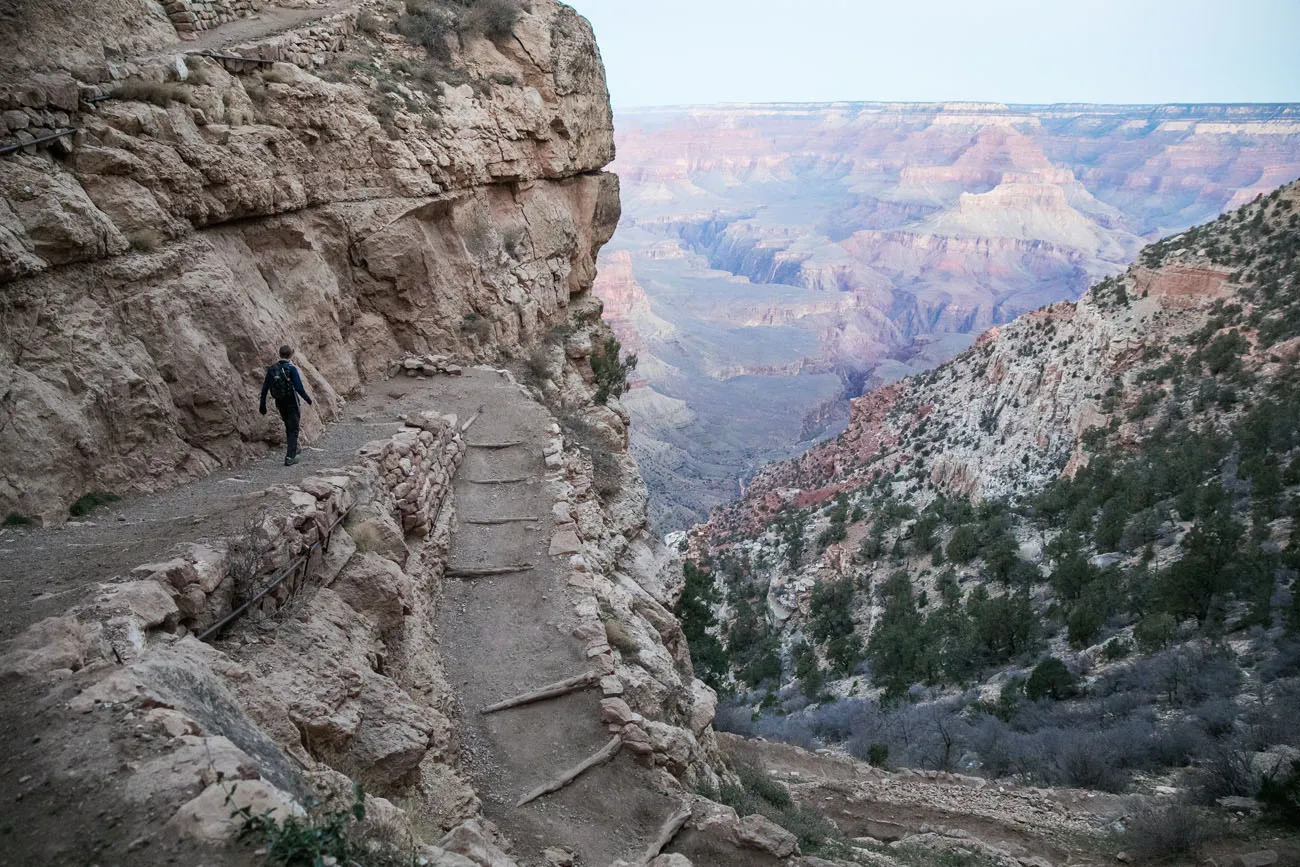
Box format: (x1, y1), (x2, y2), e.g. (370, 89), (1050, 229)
(719, 733), (1119, 866)
(167, 0), (354, 55)
(0, 375), (442, 643)
(0, 368), (674, 866)
(434, 371), (675, 866)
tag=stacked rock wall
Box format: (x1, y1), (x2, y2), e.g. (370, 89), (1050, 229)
(224, 13), (356, 66)
(123, 409), (465, 640)
(360, 409), (466, 538)
(164, 0), (258, 37)
(0, 72), (82, 152)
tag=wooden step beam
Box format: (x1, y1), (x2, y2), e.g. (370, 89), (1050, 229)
(446, 564), (535, 578)
(515, 735), (622, 807)
(638, 802), (693, 865)
(481, 671), (600, 714)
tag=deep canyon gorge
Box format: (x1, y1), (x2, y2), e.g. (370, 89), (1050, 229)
(594, 102), (1300, 529)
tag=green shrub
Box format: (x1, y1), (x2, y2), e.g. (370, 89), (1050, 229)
(1101, 637), (1132, 661)
(69, 491), (120, 517)
(675, 560), (726, 690)
(591, 335), (637, 405)
(3, 512), (31, 527)
(1025, 657), (1077, 701)
(701, 761), (844, 855)
(945, 524), (980, 563)
(867, 743), (889, 767)
(1257, 759), (1300, 827)
(229, 782), (367, 867)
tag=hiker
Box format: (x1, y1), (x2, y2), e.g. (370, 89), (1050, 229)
(259, 344), (313, 466)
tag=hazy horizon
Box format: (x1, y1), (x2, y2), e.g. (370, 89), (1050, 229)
(566, 0), (1300, 110)
(611, 99), (1300, 111)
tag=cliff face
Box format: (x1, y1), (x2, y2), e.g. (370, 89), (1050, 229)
(0, 6), (791, 865)
(0, 0), (617, 523)
(596, 101), (1300, 530)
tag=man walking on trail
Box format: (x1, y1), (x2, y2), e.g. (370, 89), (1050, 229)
(260, 345), (313, 466)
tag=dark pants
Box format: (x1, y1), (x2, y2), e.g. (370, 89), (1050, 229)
(275, 397), (301, 459)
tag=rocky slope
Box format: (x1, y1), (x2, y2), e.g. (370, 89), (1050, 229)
(676, 183), (1300, 865)
(0, 0), (617, 524)
(597, 101), (1300, 529)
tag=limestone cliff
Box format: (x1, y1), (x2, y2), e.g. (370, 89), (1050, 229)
(0, 7), (855, 866)
(0, 0), (618, 524)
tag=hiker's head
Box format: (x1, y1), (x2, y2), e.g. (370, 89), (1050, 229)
(279, 345), (293, 360)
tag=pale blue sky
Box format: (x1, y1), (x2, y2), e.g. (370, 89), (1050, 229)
(565, 0), (1300, 108)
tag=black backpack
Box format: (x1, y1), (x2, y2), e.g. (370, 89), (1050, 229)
(268, 362), (294, 401)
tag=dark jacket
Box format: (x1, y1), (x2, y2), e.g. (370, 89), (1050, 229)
(259, 360), (312, 413)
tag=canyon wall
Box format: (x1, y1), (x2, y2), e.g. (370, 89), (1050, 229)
(597, 101), (1300, 530)
(0, 0), (617, 523)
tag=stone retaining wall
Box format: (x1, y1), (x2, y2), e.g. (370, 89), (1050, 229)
(126, 408), (465, 642)
(165, 0), (258, 37)
(224, 12), (356, 68)
(0, 72), (81, 153)
(0, 8), (356, 152)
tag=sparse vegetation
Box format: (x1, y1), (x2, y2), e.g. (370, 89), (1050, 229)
(697, 186), (1300, 804)
(227, 781), (412, 867)
(397, 0), (526, 63)
(698, 761), (846, 856)
(3, 512), (31, 527)
(460, 311), (493, 342)
(1119, 804), (1224, 861)
(590, 335), (637, 405)
(111, 80), (191, 106)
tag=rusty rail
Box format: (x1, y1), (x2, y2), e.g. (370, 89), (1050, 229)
(197, 504), (352, 642)
(0, 128), (76, 156)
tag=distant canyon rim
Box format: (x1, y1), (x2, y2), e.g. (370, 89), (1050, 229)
(592, 101), (1300, 532)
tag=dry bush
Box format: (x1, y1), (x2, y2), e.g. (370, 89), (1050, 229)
(570, 424), (621, 500)
(356, 8), (385, 34)
(522, 345), (552, 389)
(113, 80), (191, 106)
(128, 229), (163, 253)
(463, 0), (524, 42)
(261, 66), (298, 85)
(1119, 804), (1224, 861)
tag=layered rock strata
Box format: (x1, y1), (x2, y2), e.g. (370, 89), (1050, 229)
(0, 0), (617, 524)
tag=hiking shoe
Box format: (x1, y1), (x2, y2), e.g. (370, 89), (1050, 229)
(285, 456), (298, 466)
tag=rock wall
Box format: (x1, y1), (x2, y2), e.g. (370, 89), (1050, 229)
(164, 0), (258, 36)
(126, 406), (464, 638)
(0, 0), (618, 523)
(0, 409), (489, 860)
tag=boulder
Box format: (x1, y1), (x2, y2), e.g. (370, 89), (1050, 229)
(124, 734), (259, 805)
(440, 819), (518, 867)
(332, 552), (411, 634)
(348, 504), (408, 567)
(0, 615), (101, 681)
(167, 779), (302, 842)
(736, 813), (798, 858)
